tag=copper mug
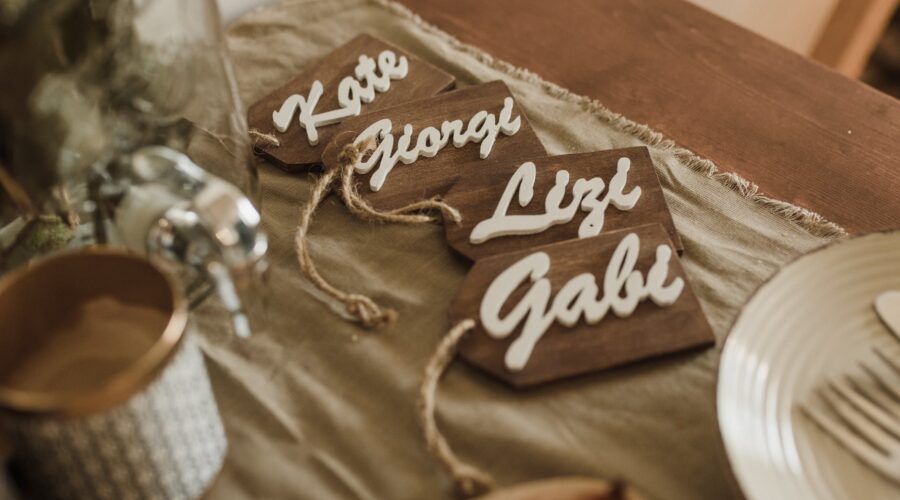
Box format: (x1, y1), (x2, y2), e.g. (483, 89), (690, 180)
(0, 249), (226, 500)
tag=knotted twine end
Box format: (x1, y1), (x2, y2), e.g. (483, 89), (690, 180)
(293, 137), (398, 330)
(336, 136), (374, 166)
(418, 319), (495, 497)
(249, 128), (281, 148)
(293, 134), (462, 330)
(345, 293), (398, 330)
(454, 465), (495, 498)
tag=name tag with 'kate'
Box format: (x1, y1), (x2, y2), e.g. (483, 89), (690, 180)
(248, 34), (456, 171)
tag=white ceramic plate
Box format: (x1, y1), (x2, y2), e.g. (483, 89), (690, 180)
(718, 230), (900, 500)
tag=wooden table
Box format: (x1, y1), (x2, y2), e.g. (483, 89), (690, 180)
(398, 0), (900, 234)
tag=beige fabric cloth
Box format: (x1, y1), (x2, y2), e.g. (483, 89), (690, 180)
(196, 1), (843, 498)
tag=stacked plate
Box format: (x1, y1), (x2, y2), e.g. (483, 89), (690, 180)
(718, 230), (900, 500)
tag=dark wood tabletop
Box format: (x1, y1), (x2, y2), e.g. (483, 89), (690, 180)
(398, 0), (900, 234)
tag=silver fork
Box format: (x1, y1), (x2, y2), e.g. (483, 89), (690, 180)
(803, 347), (900, 484)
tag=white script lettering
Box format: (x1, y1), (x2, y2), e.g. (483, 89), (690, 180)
(352, 97), (522, 191)
(272, 50), (409, 145)
(469, 157), (641, 244)
(479, 232), (684, 371)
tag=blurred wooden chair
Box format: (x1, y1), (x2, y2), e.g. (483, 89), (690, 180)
(689, 0), (898, 78)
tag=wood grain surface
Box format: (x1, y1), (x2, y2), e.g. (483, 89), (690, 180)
(321, 81), (547, 210)
(450, 224), (714, 387)
(444, 147), (681, 261)
(248, 34), (455, 171)
(397, 0), (900, 234)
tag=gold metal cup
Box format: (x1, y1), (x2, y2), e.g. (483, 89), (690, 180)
(0, 248), (226, 500)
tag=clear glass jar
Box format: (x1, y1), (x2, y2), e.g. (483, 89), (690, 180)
(0, 0), (267, 337)
(0, 0), (258, 245)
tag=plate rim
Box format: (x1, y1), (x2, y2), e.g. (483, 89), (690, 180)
(715, 228), (900, 500)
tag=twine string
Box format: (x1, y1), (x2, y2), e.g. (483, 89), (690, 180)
(418, 319), (495, 497)
(292, 133), (464, 329)
(337, 144), (462, 225)
(293, 139), (397, 329)
(249, 128), (281, 148)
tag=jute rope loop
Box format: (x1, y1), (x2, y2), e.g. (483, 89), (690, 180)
(418, 319), (495, 497)
(294, 139), (398, 329)
(337, 160), (462, 225)
(291, 133), (463, 329)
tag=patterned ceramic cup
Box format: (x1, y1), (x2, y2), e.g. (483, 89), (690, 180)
(0, 249), (226, 500)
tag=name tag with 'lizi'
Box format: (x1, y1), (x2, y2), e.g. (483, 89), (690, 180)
(443, 147), (681, 260)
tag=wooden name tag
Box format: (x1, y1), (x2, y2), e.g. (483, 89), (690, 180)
(248, 34), (455, 171)
(321, 80), (546, 211)
(449, 224), (713, 387)
(443, 148), (681, 261)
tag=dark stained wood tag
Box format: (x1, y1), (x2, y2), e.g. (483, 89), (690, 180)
(320, 81), (546, 211)
(247, 34), (455, 171)
(443, 147), (682, 261)
(449, 224), (714, 387)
